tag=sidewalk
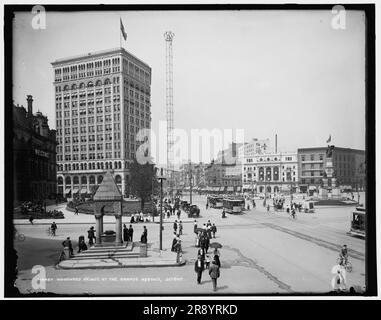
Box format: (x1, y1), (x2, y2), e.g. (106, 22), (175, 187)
(14, 204), (194, 225)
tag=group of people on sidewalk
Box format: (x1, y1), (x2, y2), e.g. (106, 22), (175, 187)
(193, 219), (221, 291)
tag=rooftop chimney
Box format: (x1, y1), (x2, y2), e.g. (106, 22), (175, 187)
(26, 95), (33, 118)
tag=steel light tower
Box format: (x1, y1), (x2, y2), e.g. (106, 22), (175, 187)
(164, 31), (175, 201)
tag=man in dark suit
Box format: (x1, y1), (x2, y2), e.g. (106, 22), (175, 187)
(194, 255), (205, 284)
(128, 224), (134, 242)
(209, 260), (220, 291)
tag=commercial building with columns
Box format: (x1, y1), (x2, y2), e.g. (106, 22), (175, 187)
(52, 48), (152, 198)
(241, 152), (299, 194)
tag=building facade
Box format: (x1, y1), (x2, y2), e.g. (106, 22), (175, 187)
(52, 48), (152, 198)
(179, 162), (207, 188)
(297, 147), (366, 192)
(241, 152), (298, 194)
(205, 161), (242, 191)
(13, 95), (57, 203)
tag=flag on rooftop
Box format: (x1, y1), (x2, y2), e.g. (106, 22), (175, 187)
(120, 18), (127, 41)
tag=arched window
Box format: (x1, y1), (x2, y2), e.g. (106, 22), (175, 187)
(81, 176), (87, 184)
(65, 176), (71, 185)
(63, 85), (69, 91)
(119, 161), (122, 169)
(273, 167), (279, 181)
(266, 167), (272, 181)
(97, 175), (103, 184)
(58, 177), (63, 185)
(95, 80), (102, 87)
(87, 81), (93, 88)
(105, 162), (109, 169)
(104, 78), (111, 85)
(84, 163), (87, 170)
(79, 83), (85, 89)
(89, 176), (95, 184)
(71, 84), (77, 90)
(80, 163), (83, 170)
(100, 162), (104, 170)
(115, 175), (122, 184)
(73, 176), (79, 184)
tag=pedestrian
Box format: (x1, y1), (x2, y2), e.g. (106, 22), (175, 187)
(87, 226), (96, 246)
(197, 246), (206, 263)
(29, 215), (34, 225)
(75, 206), (79, 215)
(208, 260), (220, 292)
(139, 211), (144, 222)
(214, 254), (221, 268)
(123, 224), (128, 242)
(62, 237), (74, 257)
(195, 232), (200, 247)
(175, 239), (182, 263)
(143, 225), (148, 242)
(204, 235), (210, 253)
(130, 214), (135, 224)
(173, 220), (178, 233)
(194, 220), (198, 233)
(252, 200), (256, 208)
(177, 209), (181, 220)
(50, 222), (57, 236)
(179, 221), (183, 236)
(135, 212), (139, 223)
(211, 223), (217, 238)
(128, 224), (134, 242)
(247, 204), (250, 210)
(77, 236), (88, 253)
(267, 204), (270, 212)
(55, 198), (59, 206)
(171, 232), (178, 252)
(194, 255), (205, 284)
(331, 269), (346, 292)
(206, 202), (209, 210)
(207, 224), (212, 239)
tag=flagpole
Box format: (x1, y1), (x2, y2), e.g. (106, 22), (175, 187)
(119, 18), (121, 49)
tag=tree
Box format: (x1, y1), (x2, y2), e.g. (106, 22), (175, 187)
(129, 159), (157, 212)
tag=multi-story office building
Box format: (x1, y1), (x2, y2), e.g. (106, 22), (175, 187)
(13, 95), (57, 202)
(52, 48), (152, 197)
(297, 147), (366, 192)
(241, 152), (298, 194)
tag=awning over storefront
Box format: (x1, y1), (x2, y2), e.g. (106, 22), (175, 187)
(64, 188), (71, 194)
(80, 188), (87, 194)
(227, 186), (234, 192)
(72, 188), (79, 194)
(308, 186), (317, 190)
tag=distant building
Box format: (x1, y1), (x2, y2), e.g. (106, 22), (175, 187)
(13, 95), (57, 203)
(205, 160), (242, 192)
(297, 147), (366, 192)
(241, 151), (298, 194)
(52, 47), (152, 197)
(179, 162), (207, 189)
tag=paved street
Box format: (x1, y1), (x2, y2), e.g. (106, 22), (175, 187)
(14, 194), (365, 295)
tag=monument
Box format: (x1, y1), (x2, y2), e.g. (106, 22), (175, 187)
(92, 170), (124, 247)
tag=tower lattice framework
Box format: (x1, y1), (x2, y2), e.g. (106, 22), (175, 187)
(164, 31), (175, 198)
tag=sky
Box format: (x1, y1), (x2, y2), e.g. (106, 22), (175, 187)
(12, 9), (366, 163)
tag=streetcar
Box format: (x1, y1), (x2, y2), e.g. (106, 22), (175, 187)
(207, 195), (224, 208)
(349, 206), (365, 238)
(223, 198), (245, 214)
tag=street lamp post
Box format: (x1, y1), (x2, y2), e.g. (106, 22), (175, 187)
(189, 162), (193, 205)
(157, 168), (166, 251)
